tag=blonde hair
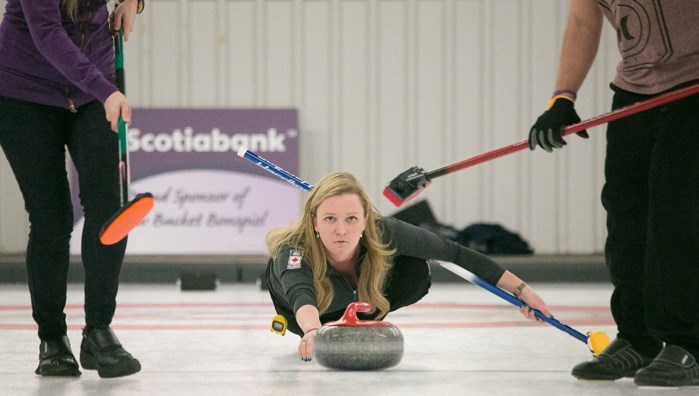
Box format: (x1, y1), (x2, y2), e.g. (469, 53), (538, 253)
(266, 172), (395, 317)
(63, 0), (79, 20)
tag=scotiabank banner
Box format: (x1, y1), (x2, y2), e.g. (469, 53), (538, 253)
(70, 108), (301, 255)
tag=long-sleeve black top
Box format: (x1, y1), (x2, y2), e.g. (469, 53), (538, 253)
(267, 217), (506, 315)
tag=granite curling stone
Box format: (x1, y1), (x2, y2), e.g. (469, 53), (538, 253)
(313, 302), (404, 370)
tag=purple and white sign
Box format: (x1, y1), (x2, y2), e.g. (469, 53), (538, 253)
(70, 108), (301, 255)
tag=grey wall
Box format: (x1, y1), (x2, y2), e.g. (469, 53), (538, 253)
(0, 0), (619, 254)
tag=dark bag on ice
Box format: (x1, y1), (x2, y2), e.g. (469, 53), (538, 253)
(461, 223), (533, 255)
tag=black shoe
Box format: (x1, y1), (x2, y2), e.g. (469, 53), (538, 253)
(634, 345), (699, 387)
(35, 335), (81, 377)
(572, 338), (654, 380)
(80, 326), (141, 378)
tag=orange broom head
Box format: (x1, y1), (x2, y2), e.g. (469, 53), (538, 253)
(99, 193), (155, 245)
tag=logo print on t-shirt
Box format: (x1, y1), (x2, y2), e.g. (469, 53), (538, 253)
(287, 250), (303, 269)
(610, 0), (672, 71)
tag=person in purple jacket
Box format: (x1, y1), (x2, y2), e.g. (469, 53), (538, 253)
(0, 0), (144, 378)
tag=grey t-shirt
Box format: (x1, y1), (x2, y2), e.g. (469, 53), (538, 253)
(597, 0), (699, 94)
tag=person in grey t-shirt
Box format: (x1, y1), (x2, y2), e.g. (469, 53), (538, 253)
(527, 0), (699, 388)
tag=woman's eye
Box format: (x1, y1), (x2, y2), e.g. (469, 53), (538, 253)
(324, 216), (335, 222)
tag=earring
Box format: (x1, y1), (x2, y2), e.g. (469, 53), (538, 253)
(316, 232), (320, 238)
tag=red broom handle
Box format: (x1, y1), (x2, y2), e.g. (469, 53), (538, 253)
(426, 82), (699, 179)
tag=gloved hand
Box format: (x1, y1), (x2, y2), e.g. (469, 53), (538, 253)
(528, 97), (589, 152)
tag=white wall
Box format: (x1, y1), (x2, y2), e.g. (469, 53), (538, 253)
(0, 0), (619, 254)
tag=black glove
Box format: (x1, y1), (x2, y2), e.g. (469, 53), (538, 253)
(528, 97), (589, 152)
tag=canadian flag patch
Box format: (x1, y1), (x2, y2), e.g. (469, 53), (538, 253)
(287, 250), (303, 269)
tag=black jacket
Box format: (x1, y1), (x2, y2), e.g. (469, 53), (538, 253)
(266, 217), (506, 315)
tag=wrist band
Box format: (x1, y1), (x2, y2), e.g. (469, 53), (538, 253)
(546, 95), (575, 110)
(304, 327), (319, 335)
(512, 282), (527, 298)
(552, 89), (577, 100)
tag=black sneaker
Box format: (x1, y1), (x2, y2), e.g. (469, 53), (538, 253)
(35, 335), (81, 377)
(80, 326), (141, 378)
(634, 345), (699, 387)
(572, 338), (654, 380)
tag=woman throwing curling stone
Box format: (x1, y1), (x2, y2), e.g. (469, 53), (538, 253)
(265, 172), (552, 362)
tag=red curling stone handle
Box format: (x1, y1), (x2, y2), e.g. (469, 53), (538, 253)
(324, 302), (393, 327)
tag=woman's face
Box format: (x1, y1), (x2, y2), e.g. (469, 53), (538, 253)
(313, 193), (367, 265)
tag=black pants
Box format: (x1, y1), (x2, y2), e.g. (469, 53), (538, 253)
(602, 85), (699, 358)
(270, 255), (431, 337)
(0, 97), (126, 340)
